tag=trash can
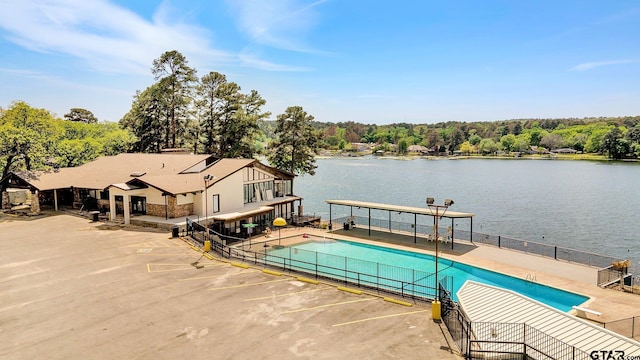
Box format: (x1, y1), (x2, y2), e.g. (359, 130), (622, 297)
(171, 225), (179, 238)
(90, 211), (99, 222)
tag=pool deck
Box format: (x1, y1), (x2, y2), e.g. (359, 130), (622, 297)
(249, 225), (640, 328)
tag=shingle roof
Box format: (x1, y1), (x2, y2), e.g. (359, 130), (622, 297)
(131, 158), (256, 195)
(14, 153), (212, 192)
(10, 154), (292, 196)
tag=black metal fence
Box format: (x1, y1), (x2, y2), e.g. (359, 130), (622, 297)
(187, 220), (452, 301)
(342, 216), (621, 270)
(467, 322), (592, 360)
(440, 285), (472, 356)
(440, 286), (593, 360)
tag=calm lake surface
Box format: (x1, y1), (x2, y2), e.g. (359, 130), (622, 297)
(294, 157), (640, 272)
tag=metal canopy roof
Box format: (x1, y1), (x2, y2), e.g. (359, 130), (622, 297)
(458, 281), (640, 357)
(325, 199), (475, 219)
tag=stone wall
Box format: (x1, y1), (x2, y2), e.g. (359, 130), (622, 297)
(166, 196), (192, 218)
(30, 191), (40, 214)
(1, 192), (9, 210)
(146, 203), (166, 218)
(145, 198), (193, 219)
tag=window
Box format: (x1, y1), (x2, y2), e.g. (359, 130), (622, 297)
(244, 181), (274, 203)
(212, 194), (220, 213)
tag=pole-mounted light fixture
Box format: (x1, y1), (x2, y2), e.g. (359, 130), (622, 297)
(203, 174), (215, 243)
(426, 197), (454, 323)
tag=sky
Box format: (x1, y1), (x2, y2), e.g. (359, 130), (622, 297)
(0, 0), (639, 125)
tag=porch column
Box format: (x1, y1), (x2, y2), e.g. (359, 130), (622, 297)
(123, 195), (130, 225)
(54, 189), (58, 211)
(109, 193), (116, 221)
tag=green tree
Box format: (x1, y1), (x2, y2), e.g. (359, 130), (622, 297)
(55, 138), (102, 167)
(151, 50), (197, 149)
(0, 101), (61, 184)
(478, 138), (498, 154)
(120, 83), (168, 152)
(601, 127), (627, 159)
(196, 71), (227, 154)
(448, 128), (465, 154)
(468, 134), (482, 146)
(500, 134), (516, 152)
(64, 108), (98, 123)
(398, 139), (408, 155)
(267, 106), (321, 176)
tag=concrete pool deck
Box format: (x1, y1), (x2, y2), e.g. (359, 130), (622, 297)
(247, 225), (640, 331)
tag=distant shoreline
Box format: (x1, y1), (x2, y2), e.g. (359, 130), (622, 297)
(317, 152), (639, 163)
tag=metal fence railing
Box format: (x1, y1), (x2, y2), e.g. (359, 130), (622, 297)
(339, 216), (622, 270)
(440, 284), (472, 357)
(439, 286), (592, 359)
(602, 316), (640, 341)
(468, 322), (591, 360)
(186, 220), (453, 302)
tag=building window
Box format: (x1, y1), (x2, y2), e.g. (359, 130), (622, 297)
(244, 181), (274, 203)
(212, 194), (220, 213)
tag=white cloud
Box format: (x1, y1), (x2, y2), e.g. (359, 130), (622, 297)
(238, 47), (312, 72)
(0, 0), (233, 75)
(570, 60), (634, 71)
(226, 0), (329, 54)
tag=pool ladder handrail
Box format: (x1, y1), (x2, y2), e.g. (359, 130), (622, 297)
(526, 273), (537, 282)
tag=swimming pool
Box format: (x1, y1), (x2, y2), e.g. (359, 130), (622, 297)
(266, 239), (588, 312)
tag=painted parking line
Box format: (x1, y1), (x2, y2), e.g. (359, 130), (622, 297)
(332, 309), (429, 327)
(130, 240), (184, 248)
(147, 263), (217, 273)
(243, 287), (332, 302)
(208, 278), (290, 290)
(282, 298), (376, 314)
(177, 270), (252, 282)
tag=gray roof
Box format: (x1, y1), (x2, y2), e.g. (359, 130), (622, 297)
(457, 281), (640, 357)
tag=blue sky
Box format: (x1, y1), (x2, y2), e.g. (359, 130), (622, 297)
(1, 0), (639, 124)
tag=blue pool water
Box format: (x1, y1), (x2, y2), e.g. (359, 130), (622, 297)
(267, 239), (588, 312)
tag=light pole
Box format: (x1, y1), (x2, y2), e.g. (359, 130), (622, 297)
(204, 174), (214, 243)
(426, 197), (454, 322)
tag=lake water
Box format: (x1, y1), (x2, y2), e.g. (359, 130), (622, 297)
(294, 157), (640, 272)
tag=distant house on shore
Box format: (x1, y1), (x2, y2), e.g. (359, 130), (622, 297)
(550, 148), (578, 154)
(407, 145), (429, 154)
(0, 153), (300, 235)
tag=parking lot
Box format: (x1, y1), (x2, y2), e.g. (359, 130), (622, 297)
(0, 213), (460, 359)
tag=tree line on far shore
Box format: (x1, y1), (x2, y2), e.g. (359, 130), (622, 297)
(312, 116), (640, 160)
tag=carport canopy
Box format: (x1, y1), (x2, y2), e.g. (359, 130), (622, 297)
(326, 199), (475, 247)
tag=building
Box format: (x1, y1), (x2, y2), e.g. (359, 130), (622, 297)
(1, 153), (301, 236)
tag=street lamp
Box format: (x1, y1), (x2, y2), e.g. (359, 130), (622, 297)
(426, 197), (454, 322)
(204, 174), (214, 243)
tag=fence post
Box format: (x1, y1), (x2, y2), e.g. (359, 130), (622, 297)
(554, 246), (557, 260)
(498, 236), (501, 248)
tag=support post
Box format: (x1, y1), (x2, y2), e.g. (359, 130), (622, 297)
(123, 195), (130, 225)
